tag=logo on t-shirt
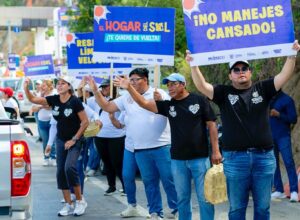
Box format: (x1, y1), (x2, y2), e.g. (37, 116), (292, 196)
(52, 106), (59, 116)
(189, 104), (200, 114)
(64, 108), (73, 117)
(169, 106), (177, 117)
(251, 91), (263, 104)
(228, 94), (239, 105)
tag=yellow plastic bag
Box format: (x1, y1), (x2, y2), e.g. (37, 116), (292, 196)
(204, 163), (228, 204)
(84, 121), (101, 138)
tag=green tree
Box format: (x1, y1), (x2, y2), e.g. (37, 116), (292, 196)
(0, 0), (25, 6)
(67, 0), (102, 33)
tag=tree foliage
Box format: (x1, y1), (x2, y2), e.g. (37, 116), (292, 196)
(0, 0), (25, 6)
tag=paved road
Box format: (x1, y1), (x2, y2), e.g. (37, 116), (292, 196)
(25, 122), (300, 219)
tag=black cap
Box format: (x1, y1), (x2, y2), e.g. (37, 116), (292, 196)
(99, 79), (110, 87)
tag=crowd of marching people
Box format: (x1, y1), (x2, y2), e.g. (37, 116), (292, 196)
(8, 39), (299, 220)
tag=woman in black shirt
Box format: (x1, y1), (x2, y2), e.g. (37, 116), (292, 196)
(24, 76), (89, 216)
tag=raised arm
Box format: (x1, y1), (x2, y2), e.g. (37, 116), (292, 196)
(274, 40), (300, 91)
(114, 76), (158, 113)
(85, 76), (119, 113)
(186, 50), (214, 100)
(23, 78), (48, 105)
(76, 78), (86, 98)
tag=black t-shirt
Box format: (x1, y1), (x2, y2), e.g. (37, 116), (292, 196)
(46, 95), (84, 141)
(156, 93), (216, 160)
(212, 78), (277, 151)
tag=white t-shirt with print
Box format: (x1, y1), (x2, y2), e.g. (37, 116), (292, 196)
(114, 87), (171, 150)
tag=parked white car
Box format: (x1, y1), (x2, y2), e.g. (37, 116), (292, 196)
(0, 101), (32, 219)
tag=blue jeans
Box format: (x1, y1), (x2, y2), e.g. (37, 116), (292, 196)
(38, 120), (56, 159)
(75, 140), (86, 194)
(274, 136), (298, 193)
(86, 137), (100, 170)
(56, 138), (82, 190)
(135, 145), (177, 217)
(171, 158), (214, 220)
(223, 149), (276, 220)
(123, 149), (138, 205)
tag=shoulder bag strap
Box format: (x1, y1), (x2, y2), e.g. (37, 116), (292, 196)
(230, 104), (255, 147)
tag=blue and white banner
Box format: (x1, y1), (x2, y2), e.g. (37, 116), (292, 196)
(183, 0), (296, 66)
(76, 76), (110, 86)
(93, 6), (175, 66)
(66, 32), (132, 77)
(8, 53), (18, 71)
(24, 54), (55, 78)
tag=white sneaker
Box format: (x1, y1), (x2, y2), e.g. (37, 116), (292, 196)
(290, 191), (299, 202)
(43, 159), (49, 166)
(73, 199), (88, 216)
(57, 203), (74, 216)
(119, 188), (126, 196)
(86, 169), (95, 177)
(271, 191), (286, 199)
(85, 166), (91, 173)
(120, 205), (141, 218)
(150, 213), (163, 220)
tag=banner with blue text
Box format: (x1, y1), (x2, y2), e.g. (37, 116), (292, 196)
(183, 0), (296, 66)
(93, 6), (175, 66)
(66, 32), (131, 77)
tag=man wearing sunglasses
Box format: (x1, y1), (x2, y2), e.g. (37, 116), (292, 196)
(186, 39), (300, 220)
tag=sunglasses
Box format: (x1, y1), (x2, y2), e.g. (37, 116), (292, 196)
(232, 66), (249, 74)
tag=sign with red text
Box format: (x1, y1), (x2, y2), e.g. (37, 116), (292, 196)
(24, 54), (54, 78)
(93, 6), (175, 66)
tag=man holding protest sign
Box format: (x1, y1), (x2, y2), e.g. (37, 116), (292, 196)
(186, 40), (300, 220)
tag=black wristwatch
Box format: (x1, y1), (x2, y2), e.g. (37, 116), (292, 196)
(71, 136), (79, 142)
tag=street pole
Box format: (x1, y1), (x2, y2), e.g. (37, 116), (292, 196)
(8, 20), (12, 53)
